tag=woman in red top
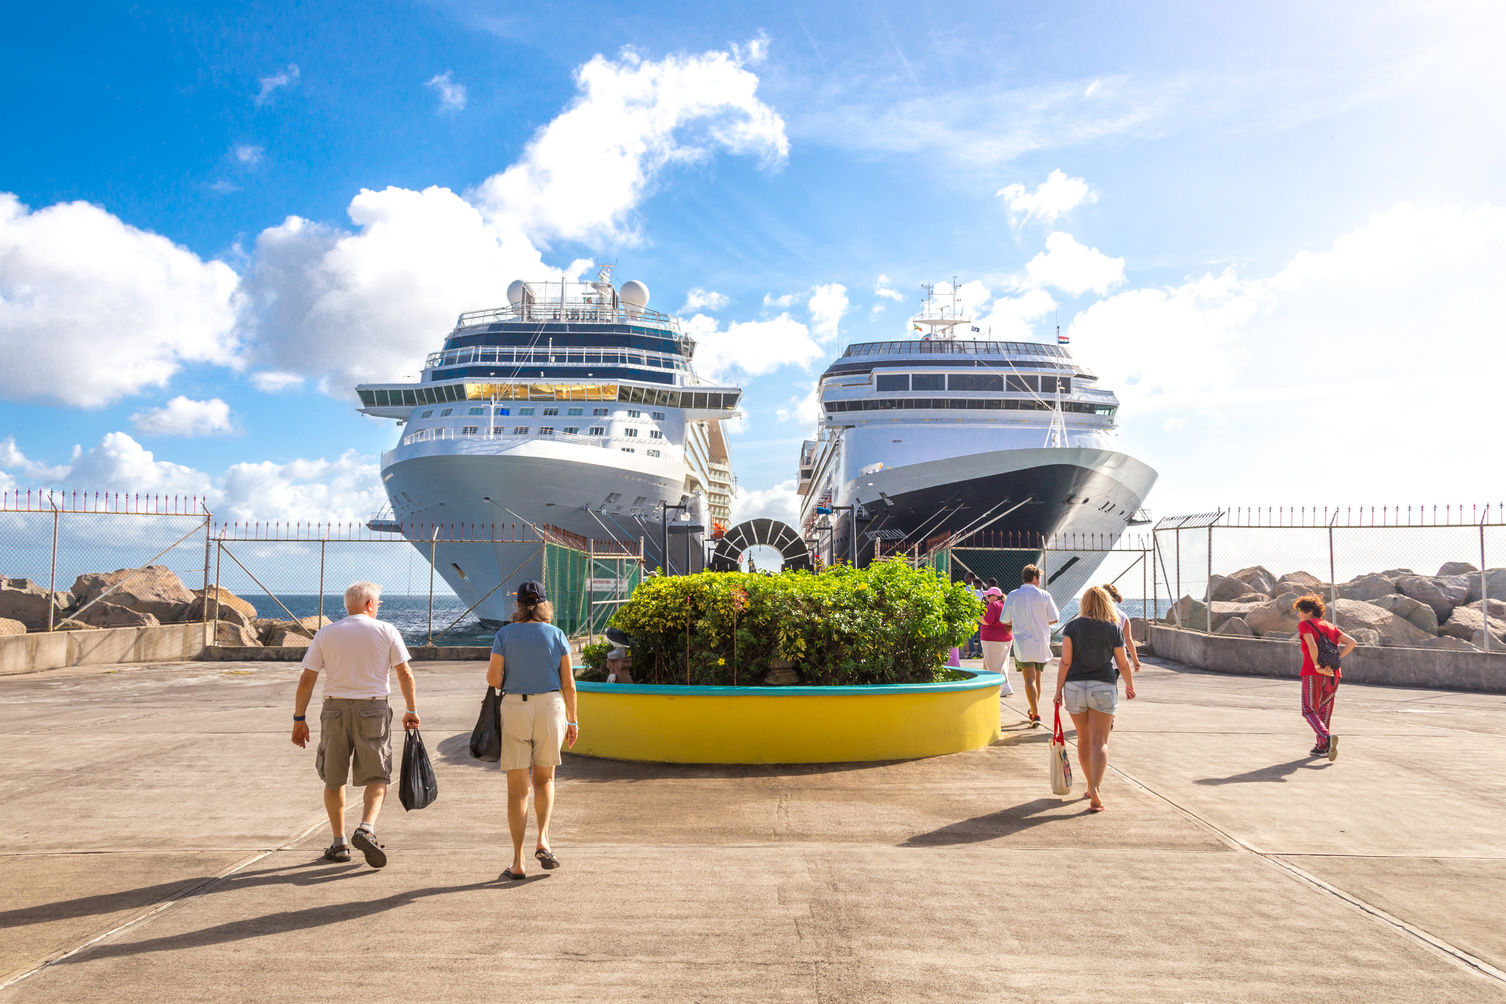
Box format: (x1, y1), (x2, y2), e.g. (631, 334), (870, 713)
(979, 586), (1015, 697)
(1295, 594), (1357, 761)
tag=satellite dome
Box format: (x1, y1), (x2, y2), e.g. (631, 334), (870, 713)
(506, 279), (527, 305)
(619, 280), (650, 308)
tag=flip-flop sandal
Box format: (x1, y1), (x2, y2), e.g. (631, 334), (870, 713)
(350, 828), (387, 868)
(500, 868), (526, 880)
(323, 843), (351, 863)
(535, 848), (560, 870)
(1089, 804), (1106, 812)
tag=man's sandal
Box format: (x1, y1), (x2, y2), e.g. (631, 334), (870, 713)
(323, 843), (351, 863)
(350, 828), (387, 868)
(535, 848), (560, 870)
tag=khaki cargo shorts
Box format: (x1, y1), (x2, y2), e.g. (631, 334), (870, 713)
(499, 691), (566, 771)
(315, 698), (393, 788)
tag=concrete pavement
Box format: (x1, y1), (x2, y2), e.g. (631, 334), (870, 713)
(2, 656), (1504, 1002)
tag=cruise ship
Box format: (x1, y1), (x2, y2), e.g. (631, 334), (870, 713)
(356, 270), (740, 622)
(797, 284), (1156, 605)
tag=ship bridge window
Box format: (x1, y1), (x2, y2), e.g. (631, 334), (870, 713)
(911, 374), (944, 391)
(1040, 376), (1071, 394)
(948, 374), (1003, 392)
(359, 390), (377, 407)
(1006, 375), (1035, 393)
(876, 374), (909, 392)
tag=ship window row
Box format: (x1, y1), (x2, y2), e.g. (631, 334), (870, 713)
(824, 397), (1115, 416)
(399, 425), (658, 448)
(360, 383), (738, 411)
(842, 339), (1071, 359)
(427, 345), (690, 371)
(447, 325), (684, 354)
(875, 374), (1072, 394)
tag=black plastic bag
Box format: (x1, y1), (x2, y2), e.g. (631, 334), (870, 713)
(469, 686), (501, 762)
(398, 728), (438, 811)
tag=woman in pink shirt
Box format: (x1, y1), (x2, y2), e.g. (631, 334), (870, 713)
(979, 586), (1015, 696)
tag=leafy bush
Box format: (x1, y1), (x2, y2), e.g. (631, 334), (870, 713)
(610, 559), (981, 686)
(579, 639), (611, 670)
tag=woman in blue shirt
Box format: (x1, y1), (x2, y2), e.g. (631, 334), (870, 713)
(486, 580), (579, 879)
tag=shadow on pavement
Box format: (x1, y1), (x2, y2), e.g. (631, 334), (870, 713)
(901, 797), (1082, 846)
(558, 756), (901, 782)
(1194, 758), (1332, 785)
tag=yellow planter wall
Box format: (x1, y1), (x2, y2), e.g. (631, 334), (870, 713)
(571, 671), (1003, 764)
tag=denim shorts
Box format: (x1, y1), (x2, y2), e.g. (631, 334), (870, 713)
(1063, 680), (1118, 715)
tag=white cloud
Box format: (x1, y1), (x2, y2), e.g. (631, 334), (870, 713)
(0, 194), (240, 406)
(763, 291), (798, 308)
(425, 72), (468, 112)
(130, 397), (235, 437)
(731, 477), (800, 525)
(775, 380), (821, 424)
(210, 179), (241, 194)
(233, 144), (264, 165)
(1025, 231), (1125, 296)
(249, 371), (305, 393)
(63, 432), (214, 496)
(874, 274), (905, 302)
(679, 287), (728, 313)
(974, 287), (1057, 340)
(0, 437), (71, 482)
(997, 169), (1096, 225)
(686, 312), (824, 381)
(807, 282), (847, 343)
(472, 43), (787, 247)
(1161, 417), (1184, 432)
(256, 64), (300, 105)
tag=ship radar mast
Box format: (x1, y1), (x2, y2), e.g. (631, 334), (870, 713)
(911, 277), (973, 341)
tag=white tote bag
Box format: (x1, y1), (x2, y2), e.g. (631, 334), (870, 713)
(1049, 706), (1073, 796)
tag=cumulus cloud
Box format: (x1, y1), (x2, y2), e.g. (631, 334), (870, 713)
(63, 432), (214, 496)
(0, 194), (240, 406)
(472, 43), (787, 247)
(807, 283), (848, 343)
(425, 72), (468, 112)
(974, 287), (1057, 340)
(775, 380), (821, 424)
(874, 274), (905, 302)
(256, 64), (300, 105)
(679, 287), (728, 313)
(233, 144), (264, 165)
(685, 312), (824, 381)
(249, 371), (305, 393)
(0, 437), (71, 482)
(997, 169), (1096, 225)
(130, 397), (235, 437)
(1025, 231), (1125, 296)
(731, 478), (800, 525)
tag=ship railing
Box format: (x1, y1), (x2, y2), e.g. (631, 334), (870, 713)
(424, 345), (690, 372)
(396, 427), (616, 451)
(454, 302), (683, 334)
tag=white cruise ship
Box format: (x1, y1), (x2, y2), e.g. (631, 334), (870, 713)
(356, 270), (740, 622)
(797, 284), (1157, 605)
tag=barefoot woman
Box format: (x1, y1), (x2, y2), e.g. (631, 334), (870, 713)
(1052, 586), (1136, 811)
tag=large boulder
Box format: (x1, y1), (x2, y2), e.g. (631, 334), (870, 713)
(1215, 616), (1253, 637)
(214, 620), (262, 647)
(266, 624), (313, 647)
(70, 601), (160, 629)
(184, 596), (253, 629)
(1127, 617), (1148, 644)
(297, 615), (332, 633)
(1464, 598), (1506, 620)
(1337, 574), (1396, 602)
(70, 566), (195, 623)
(190, 586), (258, 622)
(0, 578), (70, 630)
(55, 619), (99, 631)
(1369, 593), (1439, 635)
(1438, 561), (1478, 577)
(1276, 571), (1325, 595)
(0, 617), (26, 636)
(1470, 630), (1500, 652)
(1170, 596), (1208, 631)
(1396, 575), (1467, 622)
(1465, 569), (1506, 605)
(1347, 627), (1382, 648)
(1246, 599), (1299, 637)
(1229, 565), (1278, 596)
(1332, 599), (1435, 648)
(1439, 606), (1506, 645)
(1207, 575), (1256, 602)
(1210, 600), (1266, 631)
(1430, 635), (1481, 652)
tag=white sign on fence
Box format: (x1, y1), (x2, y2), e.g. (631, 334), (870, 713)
(589, 578), (632, 591)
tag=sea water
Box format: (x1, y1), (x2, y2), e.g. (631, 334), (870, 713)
(272, 594), (496, 647)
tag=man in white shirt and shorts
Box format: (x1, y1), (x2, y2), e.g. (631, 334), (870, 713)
(291, 581), (419, 867)
(1001, 564), (1060, 728)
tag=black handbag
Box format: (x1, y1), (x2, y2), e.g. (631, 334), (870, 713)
(469, 686), (501, 761)
(1312, 621), (1343, 672)
(398, 728), (438, 811)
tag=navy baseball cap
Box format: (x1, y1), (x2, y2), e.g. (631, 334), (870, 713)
(517, 580), (546, 604)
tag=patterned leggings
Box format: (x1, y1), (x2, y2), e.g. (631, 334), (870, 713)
(1302, 674), (1338, 744)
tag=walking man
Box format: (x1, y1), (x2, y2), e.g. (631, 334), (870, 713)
(291, 581), (420, 867)
(1001, 564), (1059, 727)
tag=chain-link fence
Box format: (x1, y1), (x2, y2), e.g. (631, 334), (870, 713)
(1154, 504), (1505, 655)
(0, 491), (643, 646)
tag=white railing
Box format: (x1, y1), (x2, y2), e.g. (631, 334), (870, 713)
(425, 345), (690, 373)
(456, 302), (683, 333)
(394, 426), (630, 452)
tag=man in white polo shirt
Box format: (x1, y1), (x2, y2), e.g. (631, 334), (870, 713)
(1001, 563), (1059, 729)
(291, 580), (419, 868)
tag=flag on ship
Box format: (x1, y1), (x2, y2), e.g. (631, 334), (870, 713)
(1057, 326), (1070, 345)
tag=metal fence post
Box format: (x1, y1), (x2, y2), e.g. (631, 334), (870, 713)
(318, 536), (327, 627)
(1328, 516), (1338, 618)
(1152, 531), (1159, 624)
(1482, 513), (1492, 654)
(47, 506), (59, 633)
(1175, 527), (1181, 603)
(1206, 523), (1213, 634)
(427, 528), (437, 647)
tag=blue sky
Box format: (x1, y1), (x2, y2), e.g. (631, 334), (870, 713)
(2, 1), (1503, 526)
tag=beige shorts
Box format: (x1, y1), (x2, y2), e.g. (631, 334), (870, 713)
(315, 697), (392, 788)
(499, 691), (566, 771)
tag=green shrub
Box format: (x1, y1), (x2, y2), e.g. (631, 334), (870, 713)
(579, 639), (611, 670)
(610, 559), (981, 686)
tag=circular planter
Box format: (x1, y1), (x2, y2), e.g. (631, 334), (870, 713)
(572, 668), (1003, 764)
